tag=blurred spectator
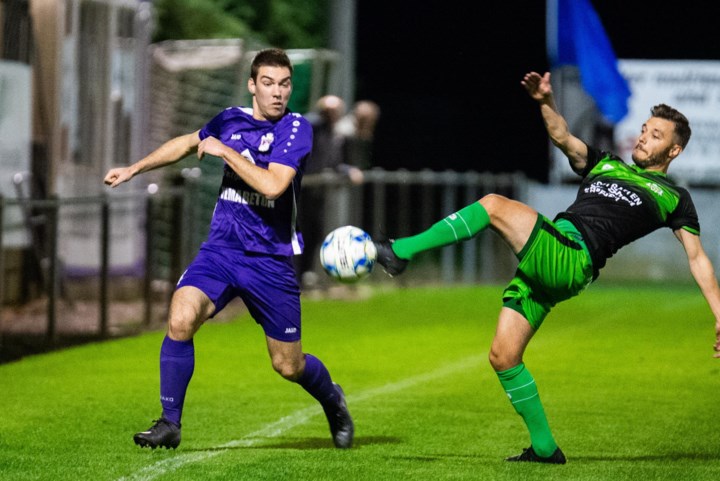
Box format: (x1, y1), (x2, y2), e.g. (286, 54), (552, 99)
(337, 100), (381, 169)
(297, 95), (364, 289)
(335, 100), (381, 277)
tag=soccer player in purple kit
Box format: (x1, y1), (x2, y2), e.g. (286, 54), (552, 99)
(103, 48), (353, 450)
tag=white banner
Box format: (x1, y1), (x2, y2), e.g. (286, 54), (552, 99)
(616, 60), (720, 184)
(0, 61), (32, 247)
(0, 61), (32, 194)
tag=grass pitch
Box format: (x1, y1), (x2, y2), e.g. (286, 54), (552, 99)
(0, 283), (719, 480)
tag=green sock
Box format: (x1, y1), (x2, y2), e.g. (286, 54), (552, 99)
(392, 202), (490, 260)
(497, 363), (558, 458)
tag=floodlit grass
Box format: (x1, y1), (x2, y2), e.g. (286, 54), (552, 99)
(1, 283), (719, 480)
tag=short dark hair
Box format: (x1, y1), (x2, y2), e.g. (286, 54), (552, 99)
(250, 48), (293, 81)
(651, 104), (691, 149)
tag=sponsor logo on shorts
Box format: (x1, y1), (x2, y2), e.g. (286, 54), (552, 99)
(284, 327), (297, 334)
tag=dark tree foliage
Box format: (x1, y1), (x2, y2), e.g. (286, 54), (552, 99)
(152, 0), (330, 48)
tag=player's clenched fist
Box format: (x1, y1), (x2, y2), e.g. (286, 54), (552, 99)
(104, 167), (134, 187)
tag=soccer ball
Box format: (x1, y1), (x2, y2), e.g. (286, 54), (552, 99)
(319, 225), (377, 283)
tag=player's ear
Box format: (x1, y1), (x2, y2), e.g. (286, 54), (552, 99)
(669, 143), (682, 160)
(248, 78), (256, 95)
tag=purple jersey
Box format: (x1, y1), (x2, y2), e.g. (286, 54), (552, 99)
(199, 107), (312, 256)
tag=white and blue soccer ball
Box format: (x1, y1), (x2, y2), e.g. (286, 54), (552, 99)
(320, 225), (377, 283)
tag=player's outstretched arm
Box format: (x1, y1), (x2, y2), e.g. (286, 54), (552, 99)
(103, 131), (201, 188)
(521, 71), (588, 173)
(675, 228), (720, 358)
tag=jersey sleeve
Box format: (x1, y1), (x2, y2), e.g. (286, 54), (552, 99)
(577, 143), (602, 176)
(198, 109), (229, 140)
(669, 187), (700, 235)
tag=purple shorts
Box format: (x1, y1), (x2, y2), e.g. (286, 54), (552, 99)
(176, 243), (301, 342)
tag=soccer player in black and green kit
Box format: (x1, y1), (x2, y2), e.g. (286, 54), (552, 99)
(373, 71), (720, 464)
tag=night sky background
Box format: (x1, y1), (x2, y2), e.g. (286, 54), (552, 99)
(353, 1), (720, 183)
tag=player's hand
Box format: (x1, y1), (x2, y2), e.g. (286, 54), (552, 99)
(197, 136), (227, 160)
(104, 167), (133, 187)
(521, 71), (553, 102)
(348, 166), (364, 185)
(714, 321), (720, 358)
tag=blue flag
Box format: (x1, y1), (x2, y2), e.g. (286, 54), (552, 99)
(546, 0), (631, 123)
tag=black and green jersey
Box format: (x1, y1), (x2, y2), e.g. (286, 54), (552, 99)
(555, 145), (700, 276)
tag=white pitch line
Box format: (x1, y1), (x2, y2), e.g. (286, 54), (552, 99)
(117, 354), (485, 481)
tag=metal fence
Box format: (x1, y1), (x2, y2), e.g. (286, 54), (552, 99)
(302, 168), (524, 286)
(0, 168), (527, 360)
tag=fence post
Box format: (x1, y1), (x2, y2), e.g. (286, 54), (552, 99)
(321, 171), (335, 244)
(418, 169), (435, 235)
(370, 168), (386, 239)
(0, 195), (4, 352)
(440, 171), (458, 284)
(99, 194), (110, 338)
(143, 186), (156, 327)
(46, 195), (59, 343)
(395, 169), (411, 239)
(182, 176), (196, 267)
(169, 187), (184, 307)
(462, 174), (479, 284)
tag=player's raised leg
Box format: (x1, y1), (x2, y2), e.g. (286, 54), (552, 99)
(374, 200), (489, 276)
(375, 195), (537, 276)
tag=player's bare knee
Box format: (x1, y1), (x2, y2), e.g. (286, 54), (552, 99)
(488, 348), (501, 371)
(488, 345), (517, 372)
(167, 321), (192, 341)
(479, 194), (507, 218)
(272, 359), (302, 381)
(166, 313), (202, 341)
(479, 193), (508, 205)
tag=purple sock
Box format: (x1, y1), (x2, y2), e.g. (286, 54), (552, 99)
(297, 354), (338, 409)
(159, 336), (195, 426)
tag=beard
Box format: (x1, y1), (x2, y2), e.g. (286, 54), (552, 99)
(632, 145), (673, 169)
